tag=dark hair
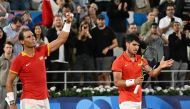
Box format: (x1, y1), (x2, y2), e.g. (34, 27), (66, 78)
(63, 3), (73, 12)
(79, 21), (90, 31)
(0, 27), (7, 55)
(4, 41), (14, 47)
(19, 28), (31, 41)
(11, 16), (23, 24)
(151, 22), (158, 27)
(166, 4), (175, 10)
(125, 33), (140, 43)
(0, 27), (7, 40)
(128, 23), (136, 27)
(32, 24), (45, 41)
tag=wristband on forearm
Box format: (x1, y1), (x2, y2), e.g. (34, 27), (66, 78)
(7, 92), (14, 101)
(5, 92), (15, 106)
(125, 79), (135, 87)
(62, 23), (71, 32)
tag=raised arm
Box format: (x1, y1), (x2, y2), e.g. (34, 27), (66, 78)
(49, 13), (73, 53)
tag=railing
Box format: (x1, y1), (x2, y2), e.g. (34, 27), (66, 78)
(17, 70), (190, 90)
(46, 70), (190, 90)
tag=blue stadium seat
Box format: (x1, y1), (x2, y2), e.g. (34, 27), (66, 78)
(134, 13), (147, 26)
(30, 11), (42, 25)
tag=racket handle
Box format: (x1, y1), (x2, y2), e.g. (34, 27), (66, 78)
(134, 85), (140, 94)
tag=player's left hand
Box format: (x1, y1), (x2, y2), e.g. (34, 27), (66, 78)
(159, 56), (174, 69)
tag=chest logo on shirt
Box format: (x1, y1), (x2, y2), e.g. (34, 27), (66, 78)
(25, 63), (30, 67)
(125, 64), (128, 67)
(39, 56), (44, 60)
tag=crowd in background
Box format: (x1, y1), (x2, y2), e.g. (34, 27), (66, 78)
(0, 0), (190, 90)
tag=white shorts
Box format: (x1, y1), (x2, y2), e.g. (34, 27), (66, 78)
(20, 98), (50, 109)
(119, 101), (141, 109)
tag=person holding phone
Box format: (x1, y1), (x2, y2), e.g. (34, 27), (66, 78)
(73, 21), (95, 87)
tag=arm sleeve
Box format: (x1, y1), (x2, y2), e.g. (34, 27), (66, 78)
(38, 44), (50, 57)
(10, 58), (21, 74)
(112, 58), (123, 72)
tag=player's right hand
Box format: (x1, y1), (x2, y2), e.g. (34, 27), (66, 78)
(134, 76), (144, 85)
(65, 12), (74, 23)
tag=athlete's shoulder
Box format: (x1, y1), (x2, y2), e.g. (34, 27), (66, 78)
(35, 44), (48, 52)
(113, 53), (125, 64)
(12, 53), (23, 61)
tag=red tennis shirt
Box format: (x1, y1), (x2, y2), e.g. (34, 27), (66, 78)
(112, 52), (148, 103)
(10, 44), (50, 100)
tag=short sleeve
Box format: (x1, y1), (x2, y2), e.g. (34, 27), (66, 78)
(112, 58), (123, 72)
(10, 57), (21, 74)
(38, 44), (50, 57)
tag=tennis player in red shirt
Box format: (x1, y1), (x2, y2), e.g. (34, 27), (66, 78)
(112, 33), (174, 109)
(5, 13), (73, 109)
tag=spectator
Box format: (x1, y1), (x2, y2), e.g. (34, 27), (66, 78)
(152, 7), (162, 24)
(33, 24), (49, 46)
(127, 23), (138, 34)
(64, 0), (76, 13)
(91, 14), (118, 86)
(3, 16), (23, 56)
(159, 4), (183, 59)
(82, 14), (95, 30)
(56, 0), (65, 15)
(0, 41), (16, 109)
(0, 0), (10, 27)
(87, 3), (98, 29)
(159, 0), (175, 18)
(169, 22), (190, 87)
(182, 15), (190, 70)
(61, 3), (78, 35)
(140, 11), (156, 37)
(143, 23), (168, 88)
(144, 23), (168, 68)
(74, 5), (87, 32)
(21, 11), (35, 29)
(107, 0), (129, 47)
(73, 21), (95, 87)
(46, 15), (76, 89)
(61, 3), (73, 21)
(0, 27), (7, 56)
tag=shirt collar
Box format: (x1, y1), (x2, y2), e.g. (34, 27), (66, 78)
(123, 52), (140, 62)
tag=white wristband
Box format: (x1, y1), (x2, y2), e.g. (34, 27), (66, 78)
(125, 79), (135, 87)
(62, 23), (71, 32)
(7, 92), (15, 101)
